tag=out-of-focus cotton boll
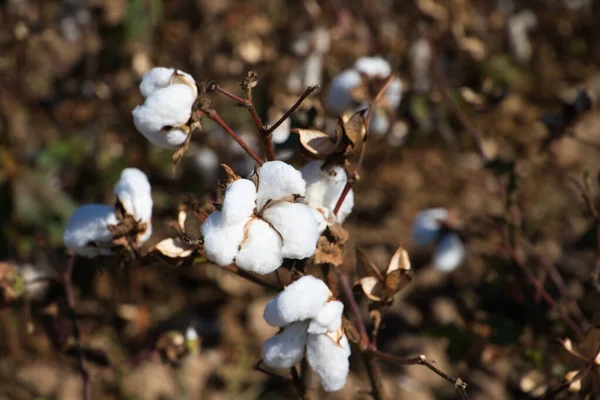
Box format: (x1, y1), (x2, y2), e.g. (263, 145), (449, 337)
(270, 115), (291, 144)
(19, 263), (57, 303)
(327, 69), (362, 115)
(354, 56), (392, 79)
(114, 168), (153, 224)
(262, 202), (319, 259)
(433, 233), (466, 272)
(191, 147), (220, 184)
(307, 300), (343, 334)
(369, 110), (390, 137)
(263, 275), (331, 327)
(201, 211), (248, 266)
(410, 37), (432, 94)
(63, 204), (119, 258)
(235, 219), (284, 274)
(508, 10), (538, 63)
(412, 208), (449, 246)
(256, 161), (306, 210)
(262, 321), (310, 368)
(306, 333), (351, 392)
(385, 78), (403, 109)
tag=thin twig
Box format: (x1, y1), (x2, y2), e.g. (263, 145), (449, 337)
(222, 264), (281, 292)
(200, 110), (264, 165)
(266, 85), (320, 134)
(63, 256), (92, 400)
(335, 268), (369, 348)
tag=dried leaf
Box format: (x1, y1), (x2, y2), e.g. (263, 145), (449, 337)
(221, 163), (240, 185)
(355, 247), (384, 280)
(386, 246), (411, 274)
(356, 276), (386, 302)
(384, 269), (412, 293)
(294, 129), (337, 159)
(154, 238), (195, 258)
(338, 110), (367, 152)
(313, 223), (348, 267)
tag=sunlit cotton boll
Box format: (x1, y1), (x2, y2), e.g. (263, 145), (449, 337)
(132, 67), (197, 149)
(327, 69), (362, 115)
(354, 56), (392, 79)
(432, 232), (466, 272)
(412, 208), (449, 247)
(306, 332), (351, 392)
(385, 78), (403, 109)
(262, 321), (310, 368)
(307, 300), (343, 334)
(114, 168), (153, 243)
(63, 204), (119, 257)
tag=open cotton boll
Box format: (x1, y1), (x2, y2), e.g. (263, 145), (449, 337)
(63, 204), (119, 257)
(19, 263), (57, 302)
(201, 211), (248, 266)
(114, 168), (153, 223)
(412, 208), (449, 246)
(433, 233), (466, 272)
(327, 69), (362, 115)
(221, 179), (257, 225)
(307, 301), (343, 334)
(256, 161), (306, 210)
(354, 56), (392, 79)
(369, 110), (390, 137)
(235, 219), (284, 274)
(385, 78), (403, 109)
(132, 84), (195, 149)
(263, 202), (319, 259)
(139, 67), (197, 98)
(262, 321), (310, 369)
(263, 275), (331, 327)
(306, 333), (351, 392)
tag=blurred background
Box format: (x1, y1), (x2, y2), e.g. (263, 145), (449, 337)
(2, 0), (600, 399)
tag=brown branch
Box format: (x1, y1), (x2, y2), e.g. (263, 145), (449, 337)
(335, 268), (369, 348)
(362, 351), (390, 400)
(63, 256), (92, 400)
(222, 263), (281, 292)
(266, 85), (320, 134)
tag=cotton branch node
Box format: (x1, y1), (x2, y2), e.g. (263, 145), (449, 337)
(261, 275), (351, 392)
(201, 161), (319, 274)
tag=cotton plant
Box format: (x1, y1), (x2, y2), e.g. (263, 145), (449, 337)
(411, 208), (466, 272)
(261, 275), (351, 392)
(201, 161), (320, 274)
(63, 168), (153, 257)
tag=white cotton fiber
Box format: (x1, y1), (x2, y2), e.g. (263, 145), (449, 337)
(63, 204), (119, 258)
(262, 321), (310, 369)
(113, 168), (153, 223)
(308, 300), (343, 334)
(433, 233), (466, 272)
(306, 333), (351, 392)
(139, 67), (196, 98)
(201, 211), (247, 266)
(221, 179), (257, 225)
(369, 110), (389, 137)
(263, 202), (319, 259)
(263, 275), (331, 327)
(354, 56), (391, 79)
(255, 161), (306, 211)
(132, 84), (195, 149)
(385, 78), (403, 109)
(19, 263), (57, 301)
(236, 219), (283, 274)
(270, 115), (291, 144)
(412, 208), (449, 246)
(327, 69), (361, 115)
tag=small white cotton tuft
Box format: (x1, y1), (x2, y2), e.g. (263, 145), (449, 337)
(263, 275), (331, 327)
(262, 202), (319, 259)
(139, 67), (197, 98)
(236, 219), (283, 274)
(385, 78), (403, 109)
(327, 69), (361, 114)
(369, 109), (390, 137)
(19, 263), (57, 302)
(433, 233), (466, 272)
(262, 321), (310, 369)
(132, 84), (195, 149)
(270, 116), (291, 144)
(221, 179), (257, 225)
(308, 301), (344, 334)
(354, 56), (392, 79)
(255, 161), (306, 210)
(306, 333), (351, 392)
(412, 208), (449, 246)
(114, 168), (153, 224)
(201, 211), (247, 266)
(63, 204), (119, 257)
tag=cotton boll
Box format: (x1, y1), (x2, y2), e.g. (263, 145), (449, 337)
(132, 84), (195, 149)
(307, 301), (343, 334)
(262, 321), (310, 369)
(263, 275), (330, 327)
(255, 161), (306, 210)
(263, 202), (319, 259)
(354, 56), (391, 79)
(271, 116), (291, 145)
(433, 233), (466, 272)
(369, 110), (389, 137)
(114, 168), (153, 223)
(139, 67), (197, 98)
(412, 208), (449, 246)
(19, 263), (58, 303)
(221, 179), (257, 225)
(201, 211), (247, 266)
(385, 78), (403, 109)
(235, 219), (284, 274)
(63, 204), (119, 257)
(306, 333), (351, 392)
(327, 70), (362, 115)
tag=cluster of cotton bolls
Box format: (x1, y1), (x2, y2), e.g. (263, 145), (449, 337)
(262, 276), (351, 392)
(132, 67), (198, 149)
(201, 161), (320, 274)
(327, 56), (403, 140)
(411, 208), (466, 272)
(63, 168), (153, 257)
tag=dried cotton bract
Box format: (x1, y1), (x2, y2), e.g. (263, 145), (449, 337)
(201, 161), (319, 274)
(262, 276), (351, 392)
(133, 67), (198, 149)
